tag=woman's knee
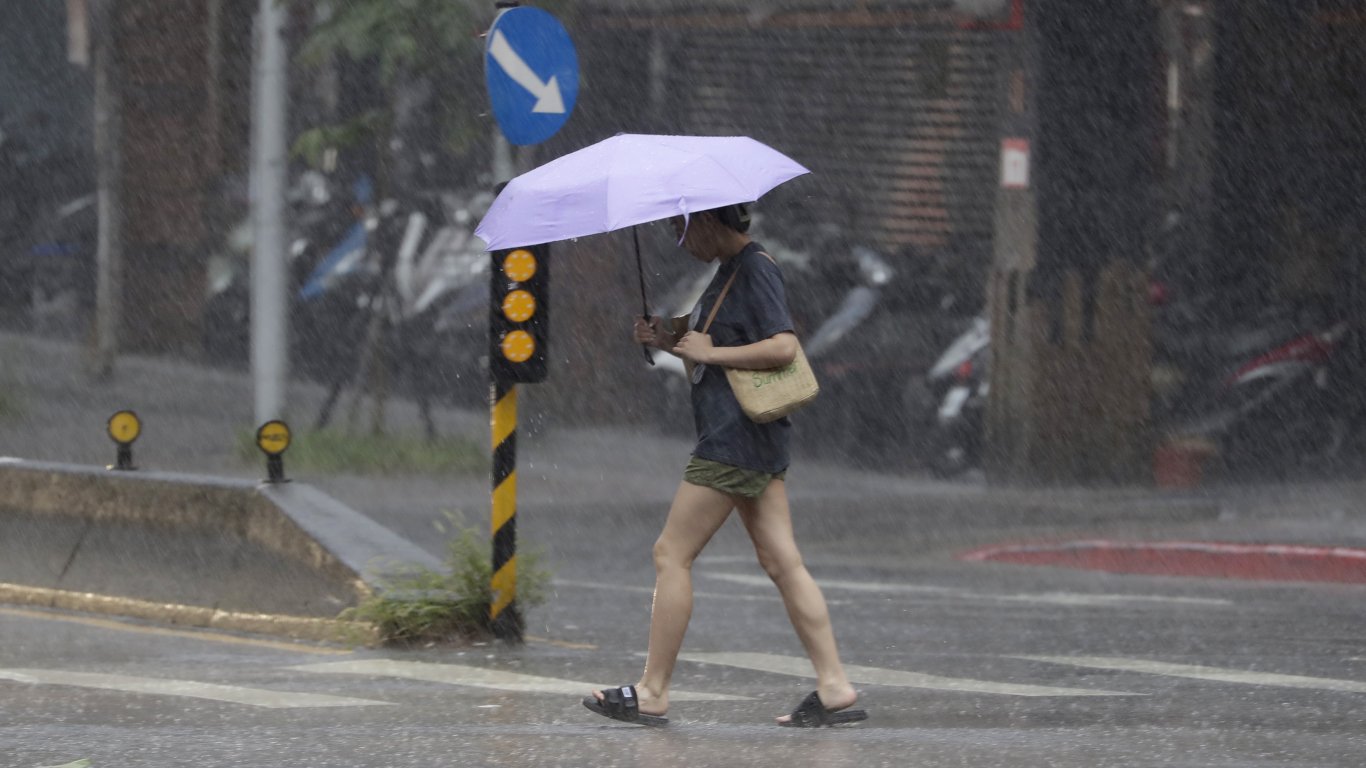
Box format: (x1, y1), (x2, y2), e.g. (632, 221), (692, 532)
(754, 547), (804, 584)
(653, 535), (695, 572)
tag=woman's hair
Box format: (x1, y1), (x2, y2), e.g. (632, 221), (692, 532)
(706, 203), (751, 233)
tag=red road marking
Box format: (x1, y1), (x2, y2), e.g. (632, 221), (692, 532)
(957, 540), (1366, 584)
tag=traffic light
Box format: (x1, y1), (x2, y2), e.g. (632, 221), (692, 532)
(490, 244), (550, 383)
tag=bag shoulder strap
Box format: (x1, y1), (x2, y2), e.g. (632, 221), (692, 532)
(699, 263), (741, 334)
(698, 249), (778, 334)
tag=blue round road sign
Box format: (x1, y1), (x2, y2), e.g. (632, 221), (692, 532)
(485, 7), (579, 146)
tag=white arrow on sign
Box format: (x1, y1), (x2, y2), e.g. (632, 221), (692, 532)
(489, 29), (566, 114)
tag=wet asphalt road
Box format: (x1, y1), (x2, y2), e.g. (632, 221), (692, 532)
(4, 501), (1366, 768)
(3, 333), (1366, 765)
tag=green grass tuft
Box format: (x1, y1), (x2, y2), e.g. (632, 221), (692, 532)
(0, 389), (20, 420)
(0, 368), (22, 421)
(236, 427), (484, 475)
(340, 523), (553, 646)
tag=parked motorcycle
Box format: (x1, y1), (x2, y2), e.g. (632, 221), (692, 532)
(915, 314), (990, 477)
(202, 170), (367, 371)
(917, 285), (1362, 479)
(1, 113), (95, 329)
(24, 194), (97, 339)
(1168, 303), (1360, 477)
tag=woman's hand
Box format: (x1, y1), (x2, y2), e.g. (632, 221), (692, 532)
(633, 315), (660, 345)
(634, 315), (677, 351)
(672, 330), (715, 364)
(679, 332), (798, 370)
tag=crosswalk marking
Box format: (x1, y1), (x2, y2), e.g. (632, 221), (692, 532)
(703, 572), (1231, 608)
(1019, 656), (1366, 694)
(0, 668), (390, 708)
(992, 592), (1229, 607)
(678, 652), (1139, 697)
(552, 578), (795, 603)
(704, 572), (954, 595)
(289, 659), (750, 701)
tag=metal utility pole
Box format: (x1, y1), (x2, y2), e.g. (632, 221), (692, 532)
(88, 0), (123, 379)
(250, 0), (290, 424)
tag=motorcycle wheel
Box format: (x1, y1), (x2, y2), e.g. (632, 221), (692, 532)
(927, 421), (976, 479)
(901, 377), (941, 469)
(201, 286), (250, 367)
(1220, 402), (1349, 479)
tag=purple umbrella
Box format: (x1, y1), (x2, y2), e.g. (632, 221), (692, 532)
(474, 133), (810, 363)
(474, 133), (810, 250)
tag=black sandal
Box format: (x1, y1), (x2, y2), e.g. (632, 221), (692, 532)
(582, 685), (669, 726)
(780, 690), (868, 727)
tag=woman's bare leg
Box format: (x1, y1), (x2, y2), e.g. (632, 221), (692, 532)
(735, 479), (857, 722)
(593, 480), (734, 715)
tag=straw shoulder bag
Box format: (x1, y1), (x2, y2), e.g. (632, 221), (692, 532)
(672, 251), (820, 424)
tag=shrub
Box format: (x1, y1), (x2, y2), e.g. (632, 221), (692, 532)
(341, 524), (551, 646)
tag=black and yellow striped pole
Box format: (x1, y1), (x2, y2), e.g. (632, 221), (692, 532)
(489, 377), (522, 641)
(488, 243), (550, 642)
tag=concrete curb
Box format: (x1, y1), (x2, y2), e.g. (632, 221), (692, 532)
(0, 583), (378, 644)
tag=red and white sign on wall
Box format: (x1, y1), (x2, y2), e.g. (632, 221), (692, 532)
(1000, 138), (1030, 189)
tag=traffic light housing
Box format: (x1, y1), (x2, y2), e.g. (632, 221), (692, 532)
(490, 244), (550, 383)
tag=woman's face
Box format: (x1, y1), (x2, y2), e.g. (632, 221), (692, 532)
(669, 214), (717, 262)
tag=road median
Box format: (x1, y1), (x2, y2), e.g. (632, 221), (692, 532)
(0, 459), (440, 643)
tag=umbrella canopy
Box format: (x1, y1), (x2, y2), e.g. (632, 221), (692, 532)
(474, 133), (809, 251)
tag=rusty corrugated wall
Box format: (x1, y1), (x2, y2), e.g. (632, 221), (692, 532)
(574, 5), (1008, 271)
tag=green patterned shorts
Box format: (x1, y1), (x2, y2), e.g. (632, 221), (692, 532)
(683, 456), (786, 499)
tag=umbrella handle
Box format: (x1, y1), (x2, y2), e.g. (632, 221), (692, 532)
(641, 325), (656, 365)
(634, 226), (655, 366)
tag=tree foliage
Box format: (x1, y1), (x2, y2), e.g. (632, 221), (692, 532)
(294, 0), (480, 88)
(289, 0), (488, 180)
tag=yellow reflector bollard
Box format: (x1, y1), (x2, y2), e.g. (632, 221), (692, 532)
(106, 410), (141, 471)
(255, 419), (292, 483)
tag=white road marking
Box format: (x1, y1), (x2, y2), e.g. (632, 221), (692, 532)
(290, 659), (750, 701)
(1019, 656), (1366, 694)
(706, 572), (955, 595)
(703, 572), (1231, 608)
(993, 592), (1230, 608)
(553, 578), (844, 604)
(0, 668), (388, 708)
(679, 652), (1139, 697)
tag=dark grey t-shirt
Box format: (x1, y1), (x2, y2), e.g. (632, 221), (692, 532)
(689, 241), (795, 474)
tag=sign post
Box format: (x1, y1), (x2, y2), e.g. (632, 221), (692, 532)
(483, 6), (577, 643)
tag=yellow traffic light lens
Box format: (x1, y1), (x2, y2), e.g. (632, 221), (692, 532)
(502, 289), (536, 322)
(504, 249), (538, 282)
(501, 330), (536, 363)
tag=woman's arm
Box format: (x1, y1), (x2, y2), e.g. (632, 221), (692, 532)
(674, 331), (798, 369)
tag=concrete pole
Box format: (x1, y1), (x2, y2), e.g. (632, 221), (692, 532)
(492, 133), (515, 184)
(90, 0), (123, 380)
(491, 1), (518, 185)
(250, 0), (289, 424)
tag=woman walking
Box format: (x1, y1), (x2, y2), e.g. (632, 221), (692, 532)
(582, 204), (866, 728)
